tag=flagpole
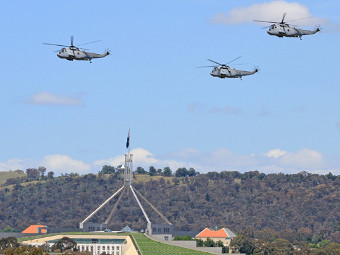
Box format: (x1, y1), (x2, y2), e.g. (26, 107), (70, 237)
(125, 128), (132, 187)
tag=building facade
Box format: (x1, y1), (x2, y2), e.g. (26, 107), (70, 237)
(21, 234), (138, 255)
(195, 227), (236, 246)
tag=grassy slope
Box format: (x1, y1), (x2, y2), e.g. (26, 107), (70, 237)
(0, 171), (25, 185)
(131, 233), (212, 255)
(133, 174), (175, 183)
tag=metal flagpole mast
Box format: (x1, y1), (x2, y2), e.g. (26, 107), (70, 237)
(125, 128), (132, 187)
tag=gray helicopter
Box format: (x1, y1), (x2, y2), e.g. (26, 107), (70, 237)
(198, 57), (258, 80)
(254, 13), (320, 40)
(43, 36), (110, 63)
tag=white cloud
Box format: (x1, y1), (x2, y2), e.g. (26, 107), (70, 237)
(265, 148), (287, 158)
(278, 148), (324, 169)
(0, 158), (32, 171)
(93, 148), (189, 172)
(42, 155), (91, 173)
(211, 1), (327, 26)
(0, 148), (339, 176)
(26, 91), (83, 106)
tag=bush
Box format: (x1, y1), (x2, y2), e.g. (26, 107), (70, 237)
(173, 235), (192, 241)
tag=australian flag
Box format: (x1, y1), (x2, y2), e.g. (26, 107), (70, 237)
(126, 129), (130, 149)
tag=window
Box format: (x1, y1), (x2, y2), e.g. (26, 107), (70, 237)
(117, 246), (120, 250)
(103, 246), (105, 250)
(107, 246), (110, 250)
(158, 228), (161, 232)
(164, 228), (169, 233)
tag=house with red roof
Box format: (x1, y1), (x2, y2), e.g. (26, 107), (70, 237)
(22, 225), (48, 234)
(195, 227), (236, 246)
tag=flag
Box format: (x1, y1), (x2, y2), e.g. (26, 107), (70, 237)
(126, 129), (130, 148)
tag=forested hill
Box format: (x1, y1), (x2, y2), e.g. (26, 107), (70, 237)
(0, 169), (339, 243)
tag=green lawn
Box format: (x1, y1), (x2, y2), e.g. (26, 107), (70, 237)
(131, 233), (213, 255)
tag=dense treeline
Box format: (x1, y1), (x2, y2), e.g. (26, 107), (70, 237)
(0, 168), (339, 247)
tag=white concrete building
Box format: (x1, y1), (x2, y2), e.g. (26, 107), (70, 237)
(21, 234), (138, 255)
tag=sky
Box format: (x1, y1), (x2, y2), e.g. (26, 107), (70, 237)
(0, 0), (340, 175)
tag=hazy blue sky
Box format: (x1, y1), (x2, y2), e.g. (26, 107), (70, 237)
(1, 0), (339, 175)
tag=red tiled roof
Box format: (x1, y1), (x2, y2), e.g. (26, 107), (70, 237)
(196, 228), (230, 238)
(22, 225), (47, 234)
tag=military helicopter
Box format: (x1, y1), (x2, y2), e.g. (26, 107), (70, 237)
(254, 13), (320, 40)
(43, 36), (110, 63)
(198, 57), (258, 80)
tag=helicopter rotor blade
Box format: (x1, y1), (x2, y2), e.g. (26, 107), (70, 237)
(71, 36), (74, 46)
(286, 16), (312, 23)
(261, 25), (271, 29)
(253, 20), (278, 24)
(196, 65), (216, 68)
(281, 13), (287, 24)
(43, 43), (68, 47)
(226, 56), (241, 65)
(78, 40), (101, 46)
(207, 59), (223, 66)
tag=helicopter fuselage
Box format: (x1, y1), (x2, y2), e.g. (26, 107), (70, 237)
(210, 66), (258, 79)
(57, 47), (109, 62)
(267, 24), (320, 39)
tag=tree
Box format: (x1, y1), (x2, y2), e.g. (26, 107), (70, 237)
(47, 171), (54, 179)
(269, 238), (293, 255)
(149, 166), (157, 176)
(51, 237), (77, 252)
(157, 168), (162, 175)
(204, 238), (216, 247)
(0, 237), (18, 250)
(136, 167), (146, 174)
(26, 168), (40, 179)
(196, 239), (204, 247)
(2, 226), (16, 232)
(188, 168), (197, 177)
(175, 167), (188, 177)
(163, 167), (172, 176)
(216, 240), (224, 247)
(99, 165), (115, 175)
(38, 166), (47, 178)
(231, 235), (255, 255)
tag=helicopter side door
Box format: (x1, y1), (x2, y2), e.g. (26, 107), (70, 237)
(220, 67), (229, 77)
